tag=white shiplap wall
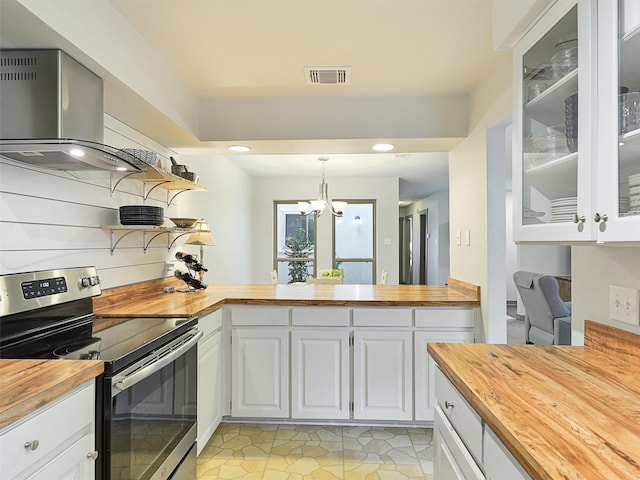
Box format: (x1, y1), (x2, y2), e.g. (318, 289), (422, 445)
(0, 115), (188, 288)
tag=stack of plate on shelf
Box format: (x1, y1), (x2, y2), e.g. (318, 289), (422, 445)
(628, 173), (640, 215)
(119, 205), (164, 226)
(619, 196), (630, 215)
(549, 196), (577, 223)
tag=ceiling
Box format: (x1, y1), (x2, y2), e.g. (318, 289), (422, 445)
(1, 0), (509, 203)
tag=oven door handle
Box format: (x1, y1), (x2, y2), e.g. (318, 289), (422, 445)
(111, 329), (203, 396)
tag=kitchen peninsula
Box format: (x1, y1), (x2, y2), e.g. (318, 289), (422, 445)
(429, 320), (640, 480)
(92, 277), (481, 439)
(92, 277), (481, 319)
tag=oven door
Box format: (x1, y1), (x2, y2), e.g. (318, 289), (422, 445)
(103, 327), (202, 480)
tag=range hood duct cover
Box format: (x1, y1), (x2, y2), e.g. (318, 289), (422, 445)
(0, 49), (140, 172)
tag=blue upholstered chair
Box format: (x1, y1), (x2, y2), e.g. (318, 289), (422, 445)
(513, 271), (572, 345)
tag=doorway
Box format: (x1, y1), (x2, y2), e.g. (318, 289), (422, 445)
(418, 210), (428, 284)
(399, 215), (413, 284)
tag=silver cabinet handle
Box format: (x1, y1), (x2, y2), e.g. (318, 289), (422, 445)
(87, 450), (99, 461)
(594, 213), (608, 223)
(445, 401), (455, 409)
(573, 214), (586, 224)
(24, 440), (39, 451)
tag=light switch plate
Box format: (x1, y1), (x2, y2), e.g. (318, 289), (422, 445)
(609, 285), (640, 325)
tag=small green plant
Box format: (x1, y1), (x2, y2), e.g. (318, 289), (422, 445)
(321, 269), (342, 277)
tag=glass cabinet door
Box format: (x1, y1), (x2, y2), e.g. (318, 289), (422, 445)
(597, 0), (640, 240)
(514, 1), (597, 242)
(618, 1), (640, 217)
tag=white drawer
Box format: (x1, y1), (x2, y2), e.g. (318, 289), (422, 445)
(229, 305), (290, 326)
(484, 426), (532, 480)
(352, 307), (412, 326)
(199, 308), (223, 338)
(415, 308), (475, 328)
(291, 307), (350, 326)
(434, 367), (483, 466)
(435, 407), (485, 480)
(0, 381), (94, 480)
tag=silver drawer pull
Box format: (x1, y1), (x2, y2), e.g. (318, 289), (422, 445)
(24, 440), (39, 451)
(445, 401), (455, 409)
(87, 450), (99, 461)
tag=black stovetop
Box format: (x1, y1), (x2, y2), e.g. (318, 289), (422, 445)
(0, 297), (195, 375)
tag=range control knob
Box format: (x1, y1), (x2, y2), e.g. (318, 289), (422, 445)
(89, 276), (98, 286)
(80, 277), (91, 288)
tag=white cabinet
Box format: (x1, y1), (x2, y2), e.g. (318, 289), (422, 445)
(513, 0), (640, 243)
(513, 0), (598, 243)
(595, 0), (640, 241)
(26, 435), (95, 480)
(484, 427), (532, 480)
(434, 407), (485, 480)
(225, 305), (475, 423)
(231, 328), (290, 418)
(291, 328), (350, 419)
(353, 330), (413, 421)
(414, 330), (474, 421)
(0, 381), (97, 480)
(197, 309), (222, 454)
(433, 366), (533, 480)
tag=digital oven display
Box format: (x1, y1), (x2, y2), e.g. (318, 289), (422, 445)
(21, 277), (67, 299)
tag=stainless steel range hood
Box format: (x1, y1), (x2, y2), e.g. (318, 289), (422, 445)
(0, 49), (141, 172)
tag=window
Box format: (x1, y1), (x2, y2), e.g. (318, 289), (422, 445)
(274, 202), (316, 284)
(333, 201), (375, 284)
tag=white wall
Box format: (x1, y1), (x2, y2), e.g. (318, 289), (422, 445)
(505, 191), (518, 302)
(404, 191), (450, 285)
(448, 52), (512, 343)
(0, 115), (253, 288)
(178, 154), (254, 285)
(572, 246), (640, 345)
(492, 0), (553, 50)
(251, 176), (399, 284)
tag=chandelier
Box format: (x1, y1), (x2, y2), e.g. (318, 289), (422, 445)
(298, 157), (347, 217)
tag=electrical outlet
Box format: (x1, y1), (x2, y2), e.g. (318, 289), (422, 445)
(609, 286), (640, 325)
(165, 261), (177, 276)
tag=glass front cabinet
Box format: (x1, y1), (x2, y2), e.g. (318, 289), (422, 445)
(513, 0), (640, 242)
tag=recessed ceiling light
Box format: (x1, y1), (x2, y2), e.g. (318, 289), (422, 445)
(372, 143), (395, 152)
(228, 145), (251, 152)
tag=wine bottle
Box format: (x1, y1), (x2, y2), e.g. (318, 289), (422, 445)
(175, 251), (208, 272)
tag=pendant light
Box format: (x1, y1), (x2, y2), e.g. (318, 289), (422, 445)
(298, 157), (347, 217)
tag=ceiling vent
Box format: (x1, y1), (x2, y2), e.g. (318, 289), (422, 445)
(304, 66), (352, 85)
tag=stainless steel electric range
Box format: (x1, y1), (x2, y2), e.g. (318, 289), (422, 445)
(0, 267), (201, 480)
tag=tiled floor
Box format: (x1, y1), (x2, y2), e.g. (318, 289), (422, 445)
(197, 423), (434, 479)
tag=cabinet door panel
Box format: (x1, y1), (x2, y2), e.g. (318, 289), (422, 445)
(231, 328), (289, 418)
(197, 330), (221, 454)
(26, 434), (95, 480)
(353, 330), (412, 421)
(0, 382), (94, 480)
(291, 329), (350, 419)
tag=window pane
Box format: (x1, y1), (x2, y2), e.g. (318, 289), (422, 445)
(338, 261), (373, 284)
(274, 202), (316, 284)
(276, 260), (313, 284)
(335, 204), (373, 258)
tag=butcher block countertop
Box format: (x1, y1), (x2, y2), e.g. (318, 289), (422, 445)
(428, 321), (640, 480)
(0, 359), (103, 430)
(93, 277), (480, 320)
